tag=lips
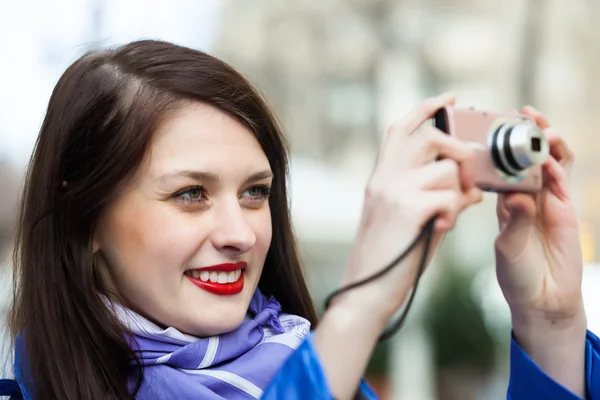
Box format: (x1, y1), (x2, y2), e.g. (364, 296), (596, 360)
(184, 262), (246, 296)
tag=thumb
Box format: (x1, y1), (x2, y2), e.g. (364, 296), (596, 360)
(496, 193), (536, 255)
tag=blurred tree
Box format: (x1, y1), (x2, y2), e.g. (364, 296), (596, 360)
(422, 262), (497, 400)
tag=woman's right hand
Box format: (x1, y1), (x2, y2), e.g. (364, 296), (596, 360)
(332, 92), (483, 323)
(314, 93), (482, 399)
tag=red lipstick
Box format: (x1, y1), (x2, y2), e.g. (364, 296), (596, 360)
(185, 262), (246, 296)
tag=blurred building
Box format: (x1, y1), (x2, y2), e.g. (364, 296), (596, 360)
(213, 1), (600, 399)
(213, 0), (600, 263)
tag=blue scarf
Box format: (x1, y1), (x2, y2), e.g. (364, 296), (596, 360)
(110, 289), (311, 399)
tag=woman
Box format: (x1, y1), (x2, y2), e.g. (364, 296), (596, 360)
(0, 40), (597, 399)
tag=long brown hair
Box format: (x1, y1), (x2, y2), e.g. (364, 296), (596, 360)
(9, 39), (318, 399)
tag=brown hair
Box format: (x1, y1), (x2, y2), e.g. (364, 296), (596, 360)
(9, 39), (318, 399)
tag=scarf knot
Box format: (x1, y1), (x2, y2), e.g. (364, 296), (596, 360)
(250, 293), (284, 334)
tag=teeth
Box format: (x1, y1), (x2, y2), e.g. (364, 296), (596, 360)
(227, 271), (237, 283)
(200, 271), (210, 282)
(188, 270), (243, 284)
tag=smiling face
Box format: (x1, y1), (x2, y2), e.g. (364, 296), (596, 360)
(94, 102), (273, 337)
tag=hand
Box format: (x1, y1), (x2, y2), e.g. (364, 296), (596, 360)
(495, 106), (584, 324)
(333, 93), (483, 323)
(314, 93), (482, 400)
(495, 106), (586, 396)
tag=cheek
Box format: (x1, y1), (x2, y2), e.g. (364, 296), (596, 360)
(253, 208), (273, 260)
(101, 202), (201, 279)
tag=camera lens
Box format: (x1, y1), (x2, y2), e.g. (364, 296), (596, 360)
(490, 118), (548, 176)
(531, 137), (541, 152)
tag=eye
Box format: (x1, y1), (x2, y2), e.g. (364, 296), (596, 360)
(241, 184), (271, 200)
(174, 186), (207, 204)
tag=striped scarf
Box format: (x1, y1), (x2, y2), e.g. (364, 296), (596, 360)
(110, 289), (311, 399)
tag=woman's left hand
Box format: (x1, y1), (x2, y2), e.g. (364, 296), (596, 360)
(495, 106), (587, 396)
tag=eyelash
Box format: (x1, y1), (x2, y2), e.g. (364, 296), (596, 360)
(174, 184), (272, 205)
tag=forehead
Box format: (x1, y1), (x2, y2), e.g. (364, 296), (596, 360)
(147, 102), (270, 175)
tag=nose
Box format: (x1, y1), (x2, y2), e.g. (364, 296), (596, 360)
(210, 201), (256, 256)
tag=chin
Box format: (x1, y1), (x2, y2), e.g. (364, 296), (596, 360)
(200, 319), (244, 337)
(173, 277), (259, 337)
(185, 313), (246, 337)
(180, 297), (252, 337)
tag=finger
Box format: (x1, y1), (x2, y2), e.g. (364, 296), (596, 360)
(496, 194), (511, 230)
(545, 130), (574, 174)
(495, 210), (535, 260)
(459, 186), (484, 211)
(521, 105), (551, 129)
(417, 187), (483, 233)
(410, 125), (476, 167)
(435, 187), (483, 232)
(408, 159), (461, 192)
(542, 156), (571, 202)
(417, 190), (461, 233)
(495, 192), (537, 251)
(387, 93), (455, 139)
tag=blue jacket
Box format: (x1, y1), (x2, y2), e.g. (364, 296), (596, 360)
(1, 330), (599, 399)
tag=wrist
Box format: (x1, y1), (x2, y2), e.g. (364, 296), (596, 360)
(512, 312), (587, 352)
(330, 258), (417, 328)
(510, 304), (587, 397)
(510, 301), (587, 340)
(314, 288), (392, 400)
(325, 291), (391, 333)
(327, 276), (413, 332)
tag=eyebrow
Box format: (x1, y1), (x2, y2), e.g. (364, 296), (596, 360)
(159, 169), (273, 185)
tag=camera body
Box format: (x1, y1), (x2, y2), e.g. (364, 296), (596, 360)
(434, 106), (549, 193)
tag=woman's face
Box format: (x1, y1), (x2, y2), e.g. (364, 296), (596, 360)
(94, 102), (273, 337)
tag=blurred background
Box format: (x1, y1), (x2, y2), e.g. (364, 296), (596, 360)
(1, 0), (600, 399)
